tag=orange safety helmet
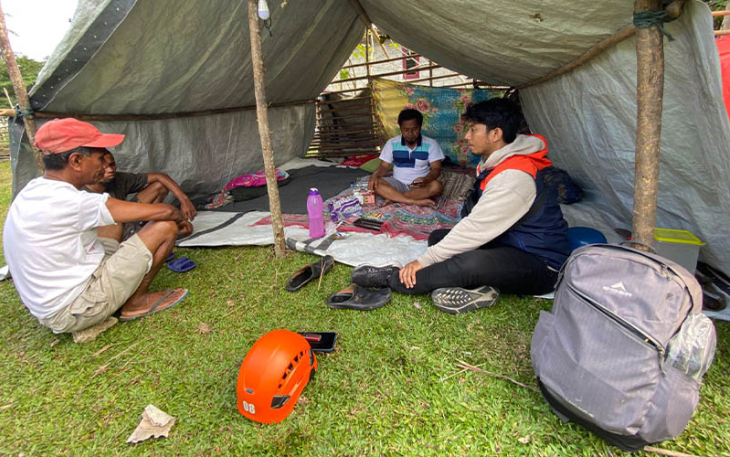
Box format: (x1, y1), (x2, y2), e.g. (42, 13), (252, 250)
(236, 329), (318, 424)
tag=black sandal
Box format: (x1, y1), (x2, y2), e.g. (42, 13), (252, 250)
(326, 284), (391, 310)
(285, 255), (334, 292)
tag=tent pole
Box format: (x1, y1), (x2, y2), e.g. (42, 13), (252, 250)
(347, 0), (390, 59)
(248, 0), (286, 257)
(632, 0), (664, 251)
(0, 0), (43, 172)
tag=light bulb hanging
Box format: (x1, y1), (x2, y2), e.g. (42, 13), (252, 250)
(257, 0), (270, 20)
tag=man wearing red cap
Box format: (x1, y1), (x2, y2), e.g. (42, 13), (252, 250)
(3, 118), (189, 334)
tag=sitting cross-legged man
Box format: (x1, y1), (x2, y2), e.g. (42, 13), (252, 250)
(3, 118), (190, 334)
(351, 98), (570, 314)
(367, 108), (445, 206)
(84, 150), (195, 238)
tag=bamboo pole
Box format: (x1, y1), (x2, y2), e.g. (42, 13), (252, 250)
(520, 1), (684, 90)
(248, 0), (285, 257)
(341, 53), (425, 69)
(632, 0), (665, 251)
(335, 64), (441, 84)
(316, 122), (376, 130)
(365, 30), (370, 79)
(0, 0), (43, 172)
(519, 25), (637, 89)
(347, 0), (390, 59)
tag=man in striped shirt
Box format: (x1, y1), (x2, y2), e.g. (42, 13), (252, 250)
(367, 109), (445, 206)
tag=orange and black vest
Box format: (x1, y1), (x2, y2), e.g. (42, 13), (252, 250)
(462, 135), (570, 269)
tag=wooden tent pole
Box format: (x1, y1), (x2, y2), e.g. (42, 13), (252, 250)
(248, 0), (286, 257)
(0, 0), (43, 172)
(347, 0), (390, 59)
(520, 1), (684, 89)
(632, 0), (665, 250)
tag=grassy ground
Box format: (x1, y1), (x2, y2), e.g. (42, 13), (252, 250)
(0, 161), (728, 456)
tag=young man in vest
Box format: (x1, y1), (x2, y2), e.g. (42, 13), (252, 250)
(352, 98), (570, 314)
(3, 118), (189, 334)
(367, 109), (444, 206)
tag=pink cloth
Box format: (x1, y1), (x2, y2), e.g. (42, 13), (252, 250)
(224, 168), (288, 191)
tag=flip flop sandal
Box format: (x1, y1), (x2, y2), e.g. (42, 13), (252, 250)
(168, 256), (196, 273)
(326, 284), (391, 311)
(285, 255), (334, 292)
(119, 288), (189, 322)
(431, 286), (499, 315)
(166, 252), (175, 262)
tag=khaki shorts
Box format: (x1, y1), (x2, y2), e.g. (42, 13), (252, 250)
(40, 235), (153, 334)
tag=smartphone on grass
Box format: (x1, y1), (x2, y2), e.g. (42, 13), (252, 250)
(298, 332), (338, 352)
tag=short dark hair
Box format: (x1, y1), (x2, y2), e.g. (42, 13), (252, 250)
(462, 98), (520, 143)
(397, 109), (423, 127)
(41, 147), (97, 170)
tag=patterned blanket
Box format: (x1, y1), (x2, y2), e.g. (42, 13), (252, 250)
(372, 78), (505, 167)
(252, 169), (475, 241)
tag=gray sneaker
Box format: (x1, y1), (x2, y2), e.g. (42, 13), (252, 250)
(431, 286), (499, 314)
(351, 265), (400, 288)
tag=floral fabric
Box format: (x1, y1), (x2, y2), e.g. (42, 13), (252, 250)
(371, 78), (504, 166)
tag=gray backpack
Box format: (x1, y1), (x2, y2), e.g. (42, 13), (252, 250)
(531, 244), (716, 451)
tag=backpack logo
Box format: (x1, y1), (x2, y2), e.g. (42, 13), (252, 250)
(602, 281), (633, 297)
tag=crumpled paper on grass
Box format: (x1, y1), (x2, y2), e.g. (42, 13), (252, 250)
(127, 404), (176, 444)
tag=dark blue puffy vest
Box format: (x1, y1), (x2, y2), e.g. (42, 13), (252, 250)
(462, 167), (570, 270)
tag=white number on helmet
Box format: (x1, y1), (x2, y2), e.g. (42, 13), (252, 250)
(243, 401), (256, 414)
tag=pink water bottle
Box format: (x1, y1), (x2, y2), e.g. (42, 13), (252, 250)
(307, 188), (325, 238)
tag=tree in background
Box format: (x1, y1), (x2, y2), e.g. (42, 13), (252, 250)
(0, 53), (44, 109)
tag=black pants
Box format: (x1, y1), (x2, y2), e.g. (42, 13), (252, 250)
(388, 229), (559, 295)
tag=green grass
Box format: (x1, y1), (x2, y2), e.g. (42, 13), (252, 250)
(0, 160), (728, 456)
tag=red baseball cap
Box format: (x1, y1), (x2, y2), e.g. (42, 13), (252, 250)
(34, 118), (125, 154)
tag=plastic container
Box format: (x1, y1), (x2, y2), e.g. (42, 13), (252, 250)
(568, 226), (607, 252)
(307, 188), (325, 238)
(654, 228), (705, 274)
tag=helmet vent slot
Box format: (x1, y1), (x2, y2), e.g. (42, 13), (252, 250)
(271, 395), (290, 409)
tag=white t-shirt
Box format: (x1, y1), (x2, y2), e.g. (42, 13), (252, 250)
(379, 134), (445, 186)
(3, 178), (115, 320)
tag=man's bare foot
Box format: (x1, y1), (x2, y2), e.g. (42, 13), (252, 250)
(411, 198), (436, 207)
(119, 288), (188, 321)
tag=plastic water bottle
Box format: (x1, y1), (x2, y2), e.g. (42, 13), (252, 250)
(307, 188), (325, 238)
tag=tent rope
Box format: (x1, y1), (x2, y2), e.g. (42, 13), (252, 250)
(633, 9), (677, 42)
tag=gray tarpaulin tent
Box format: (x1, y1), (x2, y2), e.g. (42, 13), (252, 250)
(9, 0), (730, 273)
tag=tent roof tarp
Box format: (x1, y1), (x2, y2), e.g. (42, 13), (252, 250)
(10, 0), (730, 273)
